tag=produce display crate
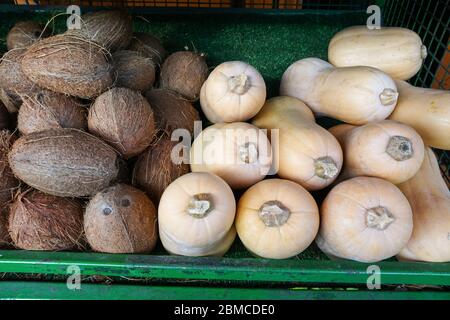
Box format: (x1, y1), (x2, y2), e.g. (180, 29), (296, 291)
(0, 0), (449, 300)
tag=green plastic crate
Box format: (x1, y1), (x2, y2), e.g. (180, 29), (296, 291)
(0, 0), (449, 300)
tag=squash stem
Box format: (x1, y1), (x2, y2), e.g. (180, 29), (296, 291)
(379, 88), (399, 106)
(366, 206), (395, 230)
(239, 142), (258, 164)
(258, 200), (290, 227)
(228, 74), (250, 95)
(386, 136), (413, 161)
(314, 156), (339, 180)
(187, 193), (213, 218)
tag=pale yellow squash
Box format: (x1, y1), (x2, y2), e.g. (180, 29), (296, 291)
(397, 148), (450, 262)
(236, 179), (319, 259)
(329, 120), (425, 184)
(190, 122), (272, 189)
(158, 172), (236, 257)
(389, 80), (450, 150)
(316, 176), (413, 263)
(252, 96), (343, 191)
(280, 58), (398, 125)
(328, 26), (427, 80)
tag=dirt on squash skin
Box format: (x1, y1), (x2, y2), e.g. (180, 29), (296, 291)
(18, 89), (87, 135)
(127, 32), (166, 67)
(160, 51), (208, 101)
(88, 87), (156, 159)
(133, 134), (190, 206)
(0, 48), (42, 113)
(8, 190), (85, 251)
(68, 10), (133, 52)
(84, 183), (158, 254)
(21, 34), (115, 99)
(145, 88), (200, 137)
(8, 128), (120, 198)
(7, 21), (50, 51)
(112, 50), (156, 92)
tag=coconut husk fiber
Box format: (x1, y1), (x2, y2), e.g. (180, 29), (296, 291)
(84, 183), (158, 254)
(133, 134), (190, 205)
(88, 87), (156, 159)
(0, 130), (20, 206)
(160, 51), (208, 101)
(128, 32), (166, 67)
(21, 34), (115, 99)
(68, 10), (133, 52)
(0, 48), (42, 113)
(112, 50), (156, 92)
(0, 206), (11, 247)
(7, 21), (50, 51)
(18, 89), (87, 135)
(145, 88), (200, 137)
(8, 190), (84, 251)
(8, 128), (120, 197)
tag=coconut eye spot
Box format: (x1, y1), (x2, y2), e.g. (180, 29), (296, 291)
(121, 198), (131, 207)
(102, 206), (113, 215)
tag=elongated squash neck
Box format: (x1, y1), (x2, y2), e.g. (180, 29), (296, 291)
(187, 193), (213, 218)
(379, 88), (399, 106)
(228, 74), (250, 95)
(314, 156), (339, 180)
(239, 142), (258, 164)
(366, 206), (395, 230)
(258, 200), (290, 227)
(386, 136), (413, 161)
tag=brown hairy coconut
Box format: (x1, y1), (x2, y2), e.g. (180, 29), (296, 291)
(160, 51), (208, 100)
(21, 34), (114, 99)
(0, 130), (20, 206)
(84, 184), (158, 254)
(0, 48), (41, 113)
(112, 50), (156, 92)
(18, 90), (87, 135)
(0, 206), (11, 247)
(128, 32), (166, 66)
(133, 135), (190, 205)
(69, 10), (132, 52)
(8, 190), (84, 251)
(145, 89), (200, 136)
(8, 128), (119, 197)
(0, 102), (11, 130)
(7, 21), (50, 50)
(88, 87), (156, 159)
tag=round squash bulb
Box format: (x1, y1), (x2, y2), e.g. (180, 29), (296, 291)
(317, 177), (413, 263)
(190, 122), (272, 189)
(236, 179), (320, 259)
(158, 172), (236, 257)
(200, 61), (266, 123)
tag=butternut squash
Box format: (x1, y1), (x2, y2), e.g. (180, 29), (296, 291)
(190, 122), (272, 189)
(389, 80), (450, 150)
(329, 120), (425, 184)
(252, 96), (343, 191)
(236, 179), (319, 259)
(397, 148), (450, 262)
(280, 58), (398, 125)
(158, 172), (236, 257)
(328, 26), (427, 80)
(316, 177), (413, 263)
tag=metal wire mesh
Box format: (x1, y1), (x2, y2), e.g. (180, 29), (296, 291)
(384, 0), (450, 183)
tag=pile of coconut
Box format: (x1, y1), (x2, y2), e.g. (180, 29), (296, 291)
(0, 10), (207, 253)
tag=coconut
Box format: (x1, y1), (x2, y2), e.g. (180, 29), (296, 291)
(112, 50), (156, 92)
(69, 10), (133, 52)
(0, 48), (41, 112)
(7, 21), (50, 50)
(8, 128), (119, 197)
(0, 207), (11, 247)
(160, 51), (208, 100)
(0, 102), (11, 130)
(21, 34), (115, 99)
(145, 89), (200, 136)
(18, 90), (87, 135)
(8, 190), (84, 251)
(128, 32), (166, 66)
(133, 135), (190, 205)
(0, 130), (19, 206)
(84, 184), (158, 254)
(88, 87), (156, 159)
